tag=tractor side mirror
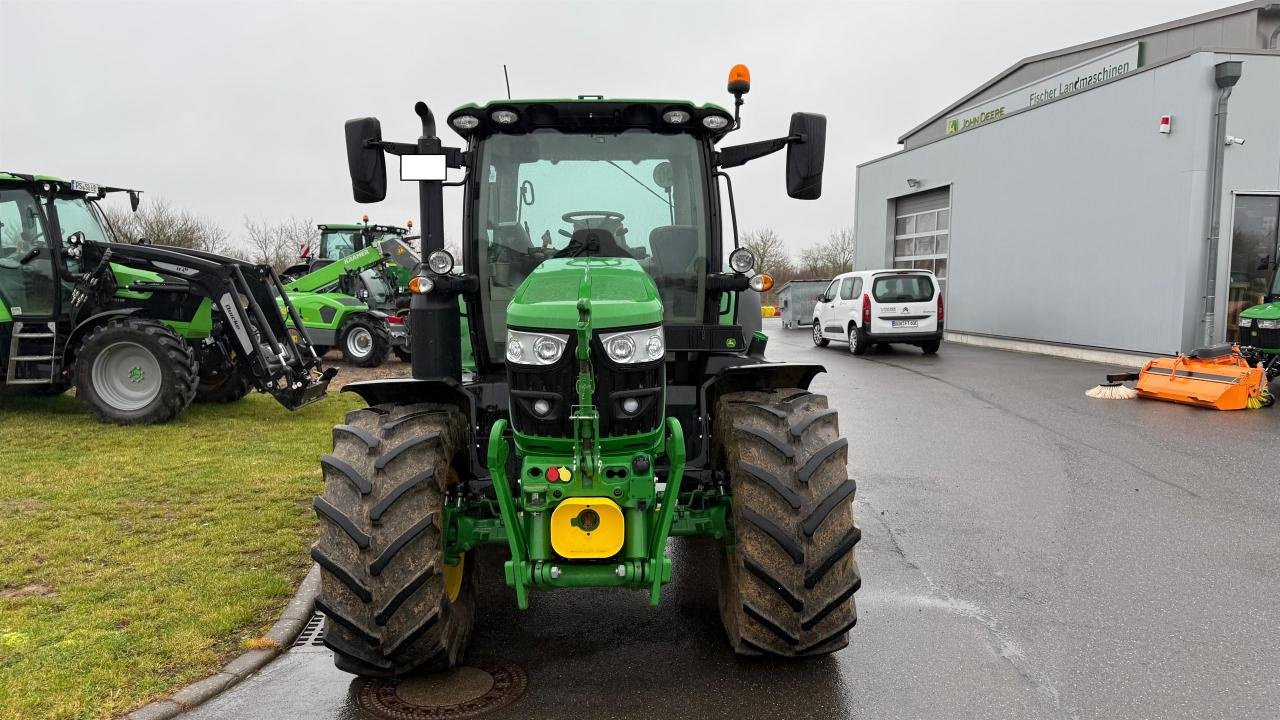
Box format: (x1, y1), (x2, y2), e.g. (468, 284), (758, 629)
(345, 117), (387, 203)
(786, 112), (826, 200)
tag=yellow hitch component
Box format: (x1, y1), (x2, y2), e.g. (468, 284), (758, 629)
(550, 497), (624, 559)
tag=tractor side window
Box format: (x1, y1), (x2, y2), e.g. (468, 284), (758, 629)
(0, 189), (46, 255)
(52, 197), (110, 243)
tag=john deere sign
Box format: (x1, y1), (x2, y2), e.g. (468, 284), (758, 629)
(946, 42), (1143, 135)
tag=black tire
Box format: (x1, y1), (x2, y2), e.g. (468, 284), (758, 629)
(312, 345), (331, 358)
(393, 346), (412, 363)
(811, 322), (829, 348)
(195, 365), (252, 404)
(73, 318), (198, 425)
(715, 388), (861, 657)
(848, 324), (869, 356)
(313, 403), (477, 678)
(919, 340), (941, 355)
(340, 316), (391, 368)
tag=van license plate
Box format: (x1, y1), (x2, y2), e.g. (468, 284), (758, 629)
(891, 320), (919, 328)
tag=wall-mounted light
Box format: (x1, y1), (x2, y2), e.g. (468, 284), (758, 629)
(906, 178), (922, 189)
(1225, 135), (1246, 146)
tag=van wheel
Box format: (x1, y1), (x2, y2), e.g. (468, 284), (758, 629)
(919, 340), (940, 355)
(811, 323), (829, 348)
(848, 325), (869, 356)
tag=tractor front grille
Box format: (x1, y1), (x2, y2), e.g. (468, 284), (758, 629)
(507, 330), (664, 439)
(1242, 327), (1280, 350)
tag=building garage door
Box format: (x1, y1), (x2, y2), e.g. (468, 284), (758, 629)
(893, 187), (950, 294)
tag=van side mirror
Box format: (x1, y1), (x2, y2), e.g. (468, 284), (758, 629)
(345, 117), (387, 203)
(786, 112), (826, 200)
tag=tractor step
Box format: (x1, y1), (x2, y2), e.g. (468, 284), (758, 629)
(6, 321), (59, 384)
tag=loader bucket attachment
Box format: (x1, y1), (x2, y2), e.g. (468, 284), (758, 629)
(1135, 348), (1268, 410)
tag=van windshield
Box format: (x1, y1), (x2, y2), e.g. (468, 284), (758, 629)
(872, 275), (934, 303)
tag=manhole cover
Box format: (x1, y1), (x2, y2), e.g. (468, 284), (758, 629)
(354, 656), (527, 719)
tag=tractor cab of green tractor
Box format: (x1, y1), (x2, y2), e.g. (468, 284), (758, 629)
(313, 66), (859, 678)
(0, 172), (332, 423)
(1238, 257), (1280, 380)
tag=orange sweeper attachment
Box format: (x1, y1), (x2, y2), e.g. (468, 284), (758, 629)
(1098, 344), (1273, 411)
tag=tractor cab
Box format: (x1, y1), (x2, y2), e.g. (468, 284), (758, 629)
(315, 220), (408, 262)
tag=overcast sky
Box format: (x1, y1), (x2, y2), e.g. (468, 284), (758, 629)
(1, 0), (1231, 259)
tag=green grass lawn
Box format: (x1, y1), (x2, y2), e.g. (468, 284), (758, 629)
(0, 390), (361, 720)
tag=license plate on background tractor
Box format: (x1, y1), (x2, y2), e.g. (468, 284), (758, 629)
(891, 320), (919, 328)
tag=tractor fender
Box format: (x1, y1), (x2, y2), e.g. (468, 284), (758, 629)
(342, 376), (474, 417)
(64, 308), (145, 362)
(701, 360), (825, 406)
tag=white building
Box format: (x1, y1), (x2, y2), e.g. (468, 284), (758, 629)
(855, 1), (1280, 358)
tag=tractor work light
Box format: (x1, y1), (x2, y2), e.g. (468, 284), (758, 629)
(702, 114), (731, 130)
(621, 397), (640, 415)
(451, 114), (481, 130)
(408, 275), (434, 294)
(749, 273), (774, 292)
(507, 330), (568, 365)
(728, 247), (756, 273)
(532, 399), (552, 416)
(601, 327), (664, 364)
(427, 249), (455, 274)
(662, 109), (691, 125)
(1240, 318), (1254, 328)
(1259, 319), (1279, 330)
(491, 109), (519, 125)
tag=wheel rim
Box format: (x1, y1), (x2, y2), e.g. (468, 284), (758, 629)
(90, 341), (162, 411)
(848, 327), (858, 353)
(346, 327), (374, 358)
(812, 324), (822, 345)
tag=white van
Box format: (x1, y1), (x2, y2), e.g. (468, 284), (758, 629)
(811, 270), (943, 355)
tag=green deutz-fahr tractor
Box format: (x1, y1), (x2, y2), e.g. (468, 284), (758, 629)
(0, 172), (333, 423)
(313, 67), (860, 677)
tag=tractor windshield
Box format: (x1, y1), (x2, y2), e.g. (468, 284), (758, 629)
(474, 130), (709, 359)
(320, 230), (360, 260)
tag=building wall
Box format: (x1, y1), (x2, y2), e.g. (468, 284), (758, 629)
(857, 53), (1231, 355)
(903, 6), (1264, 148)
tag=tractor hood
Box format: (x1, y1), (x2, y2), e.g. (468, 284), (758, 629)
(507, 257), (662, 332)
(1239, 300), (1280, 320)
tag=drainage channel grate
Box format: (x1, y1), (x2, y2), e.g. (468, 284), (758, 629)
(354, 656), (528, 720)
(292, 611), (326, 648)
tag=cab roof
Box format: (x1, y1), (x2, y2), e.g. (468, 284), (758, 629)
(446, 98), (734, 142)
(319, 223), (407, 234)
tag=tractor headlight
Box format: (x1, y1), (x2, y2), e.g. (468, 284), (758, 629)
(662, 109), (691, 125)
(729, 247), (756, 273)
(451, 114), (481, 131)
(427, 249), (455, 275)
(506, 329), (568, 366)
(1258, 319), (1279, 330)
(600, 326), (664, 364)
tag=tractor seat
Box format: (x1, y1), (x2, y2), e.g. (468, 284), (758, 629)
(1189, 344), (1234, 359)
(649, 225), (699, 276)
(555, 228), (630, 259)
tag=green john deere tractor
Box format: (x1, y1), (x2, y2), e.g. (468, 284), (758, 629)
(0, 172), (333, 423)
(1238, 267), (1280, 381)
(313, 67), (860, 677)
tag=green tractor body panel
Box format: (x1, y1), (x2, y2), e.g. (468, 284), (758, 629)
(0, 298), (10, 324)
(507, 258), (662, 332)
(285, 292), (368, 331)
(109, 262), (164, 301)
(284, 245), (385, 294)
(159, 297), (214, 339)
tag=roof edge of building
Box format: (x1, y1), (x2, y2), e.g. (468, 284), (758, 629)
(895, 0), (1272, 144)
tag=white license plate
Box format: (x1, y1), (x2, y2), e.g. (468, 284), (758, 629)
(890, 320), (919, 328)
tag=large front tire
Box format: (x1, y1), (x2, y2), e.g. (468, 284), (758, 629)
(313, 403), (476, 678)
(715, 388), (861, 657)
(74, 318), (198, 425)
(195, 365), (251, 403)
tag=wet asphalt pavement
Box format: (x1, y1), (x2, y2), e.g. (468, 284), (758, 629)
(184, 319), (1280, 720)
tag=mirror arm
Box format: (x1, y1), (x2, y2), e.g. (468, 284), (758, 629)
(364, 139), (467, 168)
(716, 133), (804, 169)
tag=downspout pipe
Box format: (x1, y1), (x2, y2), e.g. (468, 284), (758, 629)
(1203, 60), (1242, 347)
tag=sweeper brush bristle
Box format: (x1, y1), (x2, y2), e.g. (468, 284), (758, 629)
(1086, 382), (1138, 400)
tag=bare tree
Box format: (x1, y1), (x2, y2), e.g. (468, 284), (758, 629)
(101, 198), (232, 255)
(797, 226), (857, 278)
(243, 216), (314, 271)
(739, 227), (800, 305)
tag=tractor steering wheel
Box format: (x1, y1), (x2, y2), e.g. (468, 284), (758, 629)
(558, 210), (626, 238)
